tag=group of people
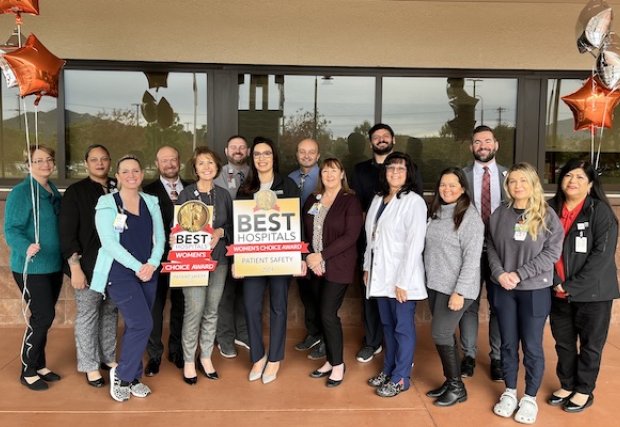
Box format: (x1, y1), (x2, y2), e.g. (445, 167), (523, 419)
(3, 123), (618, 423)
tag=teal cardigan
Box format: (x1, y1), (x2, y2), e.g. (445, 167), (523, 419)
(4, 176), (62, 274)
(91, 192), (165, 294)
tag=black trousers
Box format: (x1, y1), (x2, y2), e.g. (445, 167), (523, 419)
(428, 288), (473, 346)
(298, 277), (322, 338)
(360, 282), (384, 348)
(147, 271), (184, 360)
(309, 276), (348, 365)
(13, 271), (63, 377)
(550, 297), (613, 395)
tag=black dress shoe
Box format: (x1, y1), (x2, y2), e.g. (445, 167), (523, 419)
(85, 373), (105, 388)
(38, 371), (61, 382)
(563, 394), (594, 413)
(310, 369), (332, 379)
(461, 356), (475, 378)
(145, 358), (161, 377)
(490, 359), (503, 382)
(169, 352), (184, 369)
(326, 365), (345, 388)
(547, 392), (573, 406)
(183, 375), (198, 385)
(20, 375), (48, 391)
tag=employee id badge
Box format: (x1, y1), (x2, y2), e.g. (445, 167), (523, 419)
(307, 202), (320, 216)
(113, 213), (127, 232)
(227, 177), (236, 189)
(575, 236), (588, 253)
(513, 222), (527, 241)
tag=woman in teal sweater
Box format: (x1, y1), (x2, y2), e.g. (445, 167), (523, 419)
(4, 145), (63, 391)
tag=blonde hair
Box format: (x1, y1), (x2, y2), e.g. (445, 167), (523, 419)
(504, 162), (548, 241)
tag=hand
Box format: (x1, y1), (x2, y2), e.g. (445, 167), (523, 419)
(294, 261), (308, 277)
(507, 272), (521, 285)
(137, 263), (156, 282)
(310, 262), (324, 277)
(363, 271), (369, 286)
(26, 243), (40, 258)
(555, 284), (567, 294)
(70, 266), (88, 290)
(448, 292), (464, 311)
(231, 263), (244, 280)
(306, 252), (323, 270)
(168, 233), (175, 248)
(395, 286), (408, 303)
(498, 272), (518, 290)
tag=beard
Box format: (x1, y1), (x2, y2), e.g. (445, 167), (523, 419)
(372, 141), (394, 156)
(473, 149), (497, 163)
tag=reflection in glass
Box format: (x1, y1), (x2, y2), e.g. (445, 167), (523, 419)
(1, 81), (58, 178)
(382, 77), (517, 186)
(64, 70), (207, 180)
(546, 78), (620, 185)
(238, 74), (375, 177)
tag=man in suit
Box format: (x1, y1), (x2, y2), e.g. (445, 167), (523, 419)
(460, 125), (507, 382)
(143, 145), (189, 375)
(288, 138), (325, 360)
(214, 135), (251, 358)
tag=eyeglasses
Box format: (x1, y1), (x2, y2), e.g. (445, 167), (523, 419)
(386, 165), (407, 174)
(31, 157), (55, 165)
(253, 151), (273, 159)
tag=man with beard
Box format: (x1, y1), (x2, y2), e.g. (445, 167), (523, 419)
(351, 123), (423, 363)
(143, 145), (189, 375)
(459, 125), (507, 382)
(214, 135), (251, 358)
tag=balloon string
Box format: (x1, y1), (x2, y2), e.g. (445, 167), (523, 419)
(22, 98), (40, 244)
(20, 256), (34, 374)
(192, 73), (197, 151)
(17, 23), (22, 48)
(590, 126), (595, 164)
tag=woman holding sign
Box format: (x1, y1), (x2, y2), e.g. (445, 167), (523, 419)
(486, 163), (562, 424)
(364, 152), (427, 398)
(302, 158), (363, 387)
(92, 155), (165, 402)
(175, 147), (233, 385)
(236, 137), (300, 384)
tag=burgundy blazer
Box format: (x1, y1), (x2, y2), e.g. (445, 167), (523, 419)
(302, 190), (363, 284)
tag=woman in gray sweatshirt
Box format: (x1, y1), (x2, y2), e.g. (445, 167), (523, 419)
(424, 167), (484, 407)
(487, 162), (563, 424)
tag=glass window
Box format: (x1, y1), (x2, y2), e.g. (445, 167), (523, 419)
(238, 74), (375, 178)
(64, 70), (207, 180)
(545, 78), (620, 186)
(382, 77), (517, 187)
(1, 81), (58, 178)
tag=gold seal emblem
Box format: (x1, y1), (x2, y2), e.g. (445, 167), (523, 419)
(254, 189), (278, 211)
(177, 201), (210, 232)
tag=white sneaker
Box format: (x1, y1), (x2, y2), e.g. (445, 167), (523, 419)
(109, 367), (130, 402)
(130, 379), (152, 398)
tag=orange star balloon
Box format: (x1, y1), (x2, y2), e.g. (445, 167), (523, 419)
(0, 0), (39, 24)
(3, 33), (65, 105)
(561, 75), (620, 130)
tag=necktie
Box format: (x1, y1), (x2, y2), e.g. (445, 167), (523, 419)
(238, 170), (245, 185)
(169, 182), (178, 202)
(481, 166), (491, 226)
(299, 173), (307, 194)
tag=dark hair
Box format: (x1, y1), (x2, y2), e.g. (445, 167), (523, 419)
(116, 154), (142, 172)
(315, 158), (352, 195)
(226, 135), (248, 147)
(190, 146), (222, 179)
(429, 167), (472, 230)
(377, 152), (416, 199)
(554, 158), (612, 210)
(238, 136), (279, 195)
(368, 123), (395, 139)
(84, 144), (110, 161)
(24, 144), (55, 163)
(472, 125), (495, 140)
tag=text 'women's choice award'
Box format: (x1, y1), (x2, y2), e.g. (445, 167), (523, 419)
(161, 200), (218, 287)
(227, 190), (308, 276)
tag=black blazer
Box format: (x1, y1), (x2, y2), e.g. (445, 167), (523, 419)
(548, 195), (620, 302)
(143, 177), (191, 252)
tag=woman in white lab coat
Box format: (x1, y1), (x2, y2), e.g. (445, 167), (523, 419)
(363, 152), (427, 398)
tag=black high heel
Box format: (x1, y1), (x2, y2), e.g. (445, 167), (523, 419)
(197, 360), (219, 380)
(85, 373), (105, 388)
(183, 375), (198, 385)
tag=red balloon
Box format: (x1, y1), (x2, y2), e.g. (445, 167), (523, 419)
(3, 33), (65, 105)
(0, 0), (39, 16)
(561, 75), (620, 130)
